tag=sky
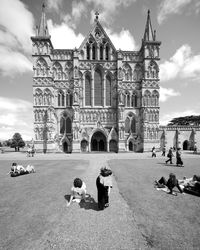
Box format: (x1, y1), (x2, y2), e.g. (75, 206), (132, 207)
(0, 0), (200, 141)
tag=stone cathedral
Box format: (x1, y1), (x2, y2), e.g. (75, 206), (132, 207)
(31, 6), (161, 153)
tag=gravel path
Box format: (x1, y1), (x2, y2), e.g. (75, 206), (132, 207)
(27, 154), (147, 250)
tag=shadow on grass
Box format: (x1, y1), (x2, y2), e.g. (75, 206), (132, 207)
(157, 162), (184, 168)
(64, 194), (99, 211)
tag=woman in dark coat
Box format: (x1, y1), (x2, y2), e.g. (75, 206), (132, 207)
(96, 167), (112, 210)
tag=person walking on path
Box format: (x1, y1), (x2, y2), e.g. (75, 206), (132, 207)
(96, 166), (113, 210)
(162, 146), (166, 156)
(152, 147), (156, 157)
(176, 148), (184, 167)
(166, 147), (173, 164)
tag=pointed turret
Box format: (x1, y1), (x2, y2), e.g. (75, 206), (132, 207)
(37, 3), (50, 37)
(143, 10), (155, 41)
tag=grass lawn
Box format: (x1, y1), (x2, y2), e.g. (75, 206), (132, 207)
(0, 160), (88, 250)
(109, 157), (200, 250)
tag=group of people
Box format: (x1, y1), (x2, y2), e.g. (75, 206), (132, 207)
(155, 173), (200, 195)
(27, 146), (35, 157)
(67, 166), (113, 210)
(165, 147), (184, 167)
(8, 162), (36, 177)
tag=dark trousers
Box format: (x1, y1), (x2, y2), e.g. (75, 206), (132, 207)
(166, 156), (172, 164)
(176, 157), (183, 166)
(96, 176), (109, 210)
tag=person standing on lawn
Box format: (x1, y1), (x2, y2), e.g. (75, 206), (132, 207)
(96, 166), (112, 210)
(176, 148), (184, 167)
(166, 147), (173, 164)
(152, 147), (156, 157)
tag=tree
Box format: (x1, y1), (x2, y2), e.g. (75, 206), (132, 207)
(168, 115), (200, 126)
(11, 133), (25, 151)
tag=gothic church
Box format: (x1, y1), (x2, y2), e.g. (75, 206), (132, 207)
(31, 5), (161, 153)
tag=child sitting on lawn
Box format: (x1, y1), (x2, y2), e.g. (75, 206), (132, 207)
(67, 178), (87, 207)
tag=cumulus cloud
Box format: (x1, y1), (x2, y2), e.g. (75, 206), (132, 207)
(157, 0), (200, 24)
(160, 87), (180, 102)
(0, 47), (32, 76)
(48, 20), (84, 49)
(86, 0), (136, 24)
(160, 44), (200, 82)
(0, 97), (33, 140)
(105, 28), (138, 50)
(160, 110), (199, 125)
(0, 0), (34, 76)
(47, 0), (63, 12)
(72, 1), (87, 23)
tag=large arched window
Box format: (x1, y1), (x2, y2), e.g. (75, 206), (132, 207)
(100, 45), (103, 60)
(131, 117), (136, 133)
(125, 117), (130, 133)
(106, 45), (109, 60)
(94, 69), (102, 106)
(92, 44), (96, 60)
(85, 74), (91, 106)
(60, 114), (72, 134)
(106, 75), (111, 106)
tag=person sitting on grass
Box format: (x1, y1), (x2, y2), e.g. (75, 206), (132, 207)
(67, 178), (86, 207)
(155, 173), (183, 195)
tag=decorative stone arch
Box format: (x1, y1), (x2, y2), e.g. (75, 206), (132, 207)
(122, 63), (132, 81)
(127, 135), (137, 152)
(60, 136), (71, 153)
(152, 90), (159, 106)
(36, 57), (48, 76)
(143, 90), (151, 106)
(133, 63), (143, 81)
(148, 60), (158, 79)
(60, 111), (73, 135)
(57, 89), (65, 107)
(52, 61), (63, 80)
(43, 88), (53, 106)
(89, 128), (108, 152)
(34, 88), (43, 105)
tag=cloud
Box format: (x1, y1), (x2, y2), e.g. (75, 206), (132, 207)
(0, 97), (33, 140)
(157, 0), (200, 24)
(160, 44), (200, 82)
(160, 87), (180, 102)
(47, 0), (63, 12)
(87, 0), (137, 24)
(160, 110), (199, 126)
(72, 1), (87, 23)
(105, 28), (138, 50)
(0, 0), (35, 76)
(0, 47), (32, 76)
(48, 20), (84, 49)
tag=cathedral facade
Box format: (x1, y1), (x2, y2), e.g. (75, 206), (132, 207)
(31, 6), (161, 153)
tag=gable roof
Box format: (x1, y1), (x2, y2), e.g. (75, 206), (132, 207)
(79, 17), (116, 52)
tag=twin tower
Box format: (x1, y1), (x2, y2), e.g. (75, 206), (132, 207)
(31, 5), (161, 153)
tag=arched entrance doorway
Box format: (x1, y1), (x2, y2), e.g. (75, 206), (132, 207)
(81, 140), (88, 152)
(129, 141), (133, 151)
(63, 142), (68, 153)
(91, 131), (107, 152)
(183, 140), (189, 150)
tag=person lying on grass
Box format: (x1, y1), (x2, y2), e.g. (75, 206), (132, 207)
(155, 173), (183, 195)
(67, 178), (87, 207)
(178, 175), (200, 193)
(8, 162), (36, 176)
